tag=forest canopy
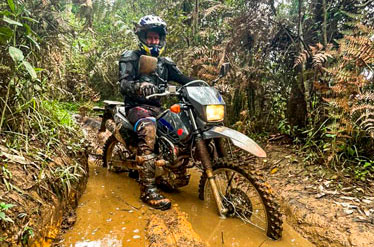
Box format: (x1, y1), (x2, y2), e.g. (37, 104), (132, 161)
(0, 0), (373, 179)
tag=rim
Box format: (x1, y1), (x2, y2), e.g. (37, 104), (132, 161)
(204, 168), (269, 232)
(105, 139), (130, 171)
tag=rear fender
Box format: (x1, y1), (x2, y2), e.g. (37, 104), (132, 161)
(202, 126), (266, 158)
(113, 110), (133, 131)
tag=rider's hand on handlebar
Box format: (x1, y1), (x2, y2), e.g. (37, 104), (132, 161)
(135, 82), (158, 97)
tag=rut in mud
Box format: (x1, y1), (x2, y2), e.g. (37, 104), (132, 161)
(59, 117), (374, 247)
(59, 117), (315, 247)
(61, 158), (314, 247)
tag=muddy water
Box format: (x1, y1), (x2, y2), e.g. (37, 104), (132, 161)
(62, 158), (315, 247)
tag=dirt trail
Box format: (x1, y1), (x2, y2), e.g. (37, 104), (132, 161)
(260, 144), (374, 247)
(60, 117), (316, 247)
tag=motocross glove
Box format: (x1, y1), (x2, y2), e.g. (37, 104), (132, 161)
(135, 82), (158, 97)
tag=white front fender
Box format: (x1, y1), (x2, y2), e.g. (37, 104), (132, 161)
(203, 126), (266, 158)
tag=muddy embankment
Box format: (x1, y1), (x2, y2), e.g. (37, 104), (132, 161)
(0, 137), (88, 246)
(261, 144), (374, 247)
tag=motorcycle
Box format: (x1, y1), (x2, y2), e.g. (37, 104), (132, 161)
(95, 55), (283, 240)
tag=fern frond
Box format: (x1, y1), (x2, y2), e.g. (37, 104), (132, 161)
(312, 53), (333, 69)
(355, 92), (374, 102)
(359, 119), (374, 128)
(294, 50), (309, 68)
(202, 4), (227, 20)
(340, 11), (364, 20)
(351, 105), (374, 114)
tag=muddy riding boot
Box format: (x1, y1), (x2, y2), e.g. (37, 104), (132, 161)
(139, 156), (171, 211)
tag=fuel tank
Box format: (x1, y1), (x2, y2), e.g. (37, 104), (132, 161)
(157, 110), (192, 143)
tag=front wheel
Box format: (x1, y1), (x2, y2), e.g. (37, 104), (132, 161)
(198, 158), (283, 240)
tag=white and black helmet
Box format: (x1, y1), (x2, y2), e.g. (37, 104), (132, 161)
(134, 15), (167, 57)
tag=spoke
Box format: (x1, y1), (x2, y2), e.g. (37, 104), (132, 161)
(208, 168), (269, 233)
(237, 211), (266, 231)
(109, 142), (131, 169)
(225, 171), (235, 195)
(221, 195), (266, 231)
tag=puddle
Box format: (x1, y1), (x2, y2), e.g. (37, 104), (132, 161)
(62, 160), (315, 247)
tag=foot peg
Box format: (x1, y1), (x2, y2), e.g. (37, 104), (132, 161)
(136, 153), (157, 164)
(136, 154), (167, 167)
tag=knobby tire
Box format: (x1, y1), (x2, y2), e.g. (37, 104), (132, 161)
(198, 157), (283, 240)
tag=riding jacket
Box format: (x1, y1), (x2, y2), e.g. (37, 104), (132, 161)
(119, 50), (193, 107)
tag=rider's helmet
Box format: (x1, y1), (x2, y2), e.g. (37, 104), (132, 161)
(134, 15), (167, 57)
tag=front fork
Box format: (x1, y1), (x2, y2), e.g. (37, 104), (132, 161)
(187, 108), (227, 217)
(195, 138), (227, 217)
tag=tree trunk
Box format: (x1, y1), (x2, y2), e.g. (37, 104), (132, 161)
(322, 0), (327, 46)
(193, 0), (199, 36)
(287, 0), (307, 129)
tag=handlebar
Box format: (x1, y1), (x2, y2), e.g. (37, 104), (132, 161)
(181, 80), (210, 88)
(145, 80), (212, 99)
(146, 91), (177, 99)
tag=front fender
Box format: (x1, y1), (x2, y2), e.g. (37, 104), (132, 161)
(203, 126), (266, 158)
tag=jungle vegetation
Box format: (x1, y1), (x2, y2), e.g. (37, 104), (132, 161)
(0, 0), (373, 181)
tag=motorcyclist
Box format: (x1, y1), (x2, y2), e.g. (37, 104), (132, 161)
(118, 15), (193, 210)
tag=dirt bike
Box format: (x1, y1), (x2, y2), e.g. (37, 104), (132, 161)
(95, 55), (283, 240)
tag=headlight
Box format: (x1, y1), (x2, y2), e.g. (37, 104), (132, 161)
(206, 105), (225, 121)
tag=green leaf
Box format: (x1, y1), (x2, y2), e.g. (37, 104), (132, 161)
(26, 35), (40, 50)
(0, 26), (13, 37)
(3, 16), (22, 26)
(0, 26), (13, 44)
(7, 0), (15, 13)
(22, 16), (39, 23)
(0, 203), (14, 210)
(325, 134), (336, 138)
(0, 10), (13, 16)
(9, 46), (24, 62)
(34, 84), (42, 91)
(22, 61), (37, 79)
(363, 162), (372, 168)
(23, 23), (31, 35)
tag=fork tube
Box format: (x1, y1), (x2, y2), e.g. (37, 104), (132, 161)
(188, 108), (227, 217)
(195, 138), (227, 217)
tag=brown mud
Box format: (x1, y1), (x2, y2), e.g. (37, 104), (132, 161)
(69, 117), (374, 247)
(259, 143), (374, 247)
(60, 157), (314, 247)
(59, 118), (314, 247)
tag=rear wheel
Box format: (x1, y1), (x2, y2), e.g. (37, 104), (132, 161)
(198, 158), (283, 240)
(103, 134), (134, 173)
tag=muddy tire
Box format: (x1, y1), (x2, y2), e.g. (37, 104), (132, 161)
(103, 134), (133, 173)
(198, 158), (283, 240)
(103, 134), (116, 168)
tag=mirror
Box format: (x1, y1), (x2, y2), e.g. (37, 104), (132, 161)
(138, 55), (157, 75)
(219, 63), (230, 77)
